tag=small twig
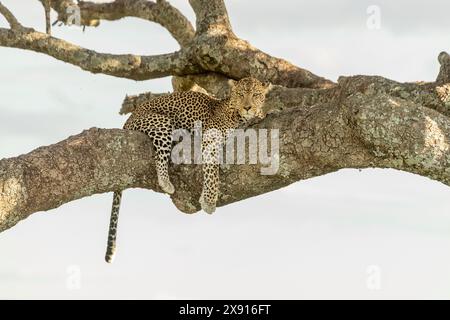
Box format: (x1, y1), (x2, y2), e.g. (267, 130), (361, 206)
(0, 1), (22, 29)
(43, 0), (51, 35)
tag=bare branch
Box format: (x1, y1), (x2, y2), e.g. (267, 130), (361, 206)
(339, 76), (450, 187)
(0, 26), (201, 80)
(1, 0), (449, 237)
(43, 0), (51, 34)
(0, 128), (157, 233)
(49, 0), (195, 47)
(1, 1), (332, 88)
(0, 1), (22, 29)
(190, 36), (335, 88)
(2, 75), (450, 232)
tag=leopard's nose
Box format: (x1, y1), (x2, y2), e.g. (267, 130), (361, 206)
(244, 105), (251, 111)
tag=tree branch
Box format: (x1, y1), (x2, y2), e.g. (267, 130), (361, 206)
(2, 74), (450, 233)
(0, 1), (22, 29)
(190, 35), (335, 88)
(2, 1), (332, 88)
(48, 0), (195, 47)
(187, 0), (333, 88)
(0, 26), (201, 80)
(0, 128), (156, 233)
(2, 1), (449, 235)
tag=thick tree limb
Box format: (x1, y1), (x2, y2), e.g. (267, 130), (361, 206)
(1, 75), (450, 233)
(0, 27), (201, 80)
(187, 0), (332, 88)
(189, 35), (334, 88)
(1, 1), (200, 80)
(0, 128), (156, 233)
(48, 0), (195, 47)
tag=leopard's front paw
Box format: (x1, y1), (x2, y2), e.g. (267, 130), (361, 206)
(199, 194), (216, 214)
(158, 178), (175, 194)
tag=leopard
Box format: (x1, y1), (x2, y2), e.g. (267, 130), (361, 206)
(105, 77), (270, 263)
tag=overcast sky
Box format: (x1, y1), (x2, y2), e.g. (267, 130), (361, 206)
(1, 0), (450, 299)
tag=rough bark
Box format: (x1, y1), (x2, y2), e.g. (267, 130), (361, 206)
(2, 74), (450, 232)
(0, 1), (449, 232)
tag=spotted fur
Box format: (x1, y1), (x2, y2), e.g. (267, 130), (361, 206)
(105, 77), (269, 263)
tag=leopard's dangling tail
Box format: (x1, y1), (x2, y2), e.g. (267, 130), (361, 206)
(105, 191), (122, 263)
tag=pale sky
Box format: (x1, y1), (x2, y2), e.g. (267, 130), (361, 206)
(1, 0), (450, 299)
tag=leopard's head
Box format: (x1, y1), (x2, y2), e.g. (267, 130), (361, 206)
(229, 77), (270, 122)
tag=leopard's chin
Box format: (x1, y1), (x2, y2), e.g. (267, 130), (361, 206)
(239, 112), (257, 120)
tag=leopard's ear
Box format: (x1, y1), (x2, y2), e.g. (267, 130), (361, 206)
(262, 81), (271, 92)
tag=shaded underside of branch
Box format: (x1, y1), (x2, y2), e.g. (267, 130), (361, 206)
(189, 35), (335, 89)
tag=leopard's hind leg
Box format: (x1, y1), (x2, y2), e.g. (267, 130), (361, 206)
(199, 130), (223, 214)
(125, 112), (175, 194)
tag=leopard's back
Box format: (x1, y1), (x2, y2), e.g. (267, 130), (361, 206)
(125, 91), (218, 130)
